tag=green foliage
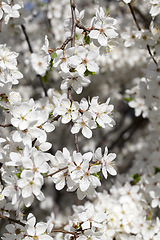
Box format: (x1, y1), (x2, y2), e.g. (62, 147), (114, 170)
(41, 71), (49, 83)
(84, 69), (96, 76)
(84, 33), (90, 45)
(130, 173), (141, 185)
(155, 167), (160, 174)
(93, 172), (102, 181)
(123, 97), (134, 102)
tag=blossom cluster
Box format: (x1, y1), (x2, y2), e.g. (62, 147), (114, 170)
(0, 0), (160, 239)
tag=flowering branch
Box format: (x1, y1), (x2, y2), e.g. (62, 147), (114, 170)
(128, 3), (158, 67)
(70, 0), (77, 47)
(21, 25), (33, 53)
(52, 228), (76, 236)
(21, 25), (48, 96)
(0, 214), (26, 227)
(76, 22), (91, 32)
(43, 166), (68, 178)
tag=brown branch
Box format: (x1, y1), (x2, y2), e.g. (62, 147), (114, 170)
(0, 214), (26, 227)
(70, 0), (77, 47)
(21, 25), (48, 97)
(52, 229), (76, 236)
(37, 75), (48, 97)
(0, 163), (4, 186)
(21, 25), (33, 53)
(50, 115), (61, 123)
(147, 44), (158, 67)
(76, 22), (91, 32)
(0, 124), (12, 128)
(128, 3), (158, 67)
(59, 37), (73, 50)
(128, 3), (141, 31)
(43, 166), (68, 178)
(74, 133), (80, 153)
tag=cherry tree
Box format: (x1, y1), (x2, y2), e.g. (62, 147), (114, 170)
(0, 0), (160, 239)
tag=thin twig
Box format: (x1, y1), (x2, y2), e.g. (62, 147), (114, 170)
(37, 75), (48, 97)
(128, 3), (141, 31)
(0, 214), (26, 227)
(76, 22), (91, 32)
(74, 134), (80, 152)
(59, 37), (73, 50)
(43, 166), (68, 178)
(147, 44), (158, 67)
(0, 124), (12, 128)
(50, 115), (61, 123)
(70, 0), (77, 47)
(21, 25), (33, 53)
(52, 229), (76, 235)
(67, 87), (73, 102)
(109, 115), (148, 151)
(128, 3), (158, 67)
(69, 0), (80, 153)
(0, 163), (3, 186)
(21, 25), (48, 96)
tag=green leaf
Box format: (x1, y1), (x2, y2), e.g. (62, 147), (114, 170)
(16, 173), (21, 179)
(155, 167), (160, 174)
(41, 71), (49, 83)
(123, 97), (134, 102)
(130, 173), (141, 185)
(93, 172), (102, 181)
(84, 33), (90, 45)
(51, 52), (57, 60)
(96, 122), (101, 128)
(84, 69), (96, 76)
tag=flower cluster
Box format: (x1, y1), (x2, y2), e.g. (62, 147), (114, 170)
(1, 0), (160, 239)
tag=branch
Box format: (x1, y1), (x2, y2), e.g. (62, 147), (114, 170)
(0, 163), (3, 186)
(37, 75), (48, 97)
(21, 25), (48, 97)
(76, 22), (91, 32)
(0, 214), (26, 227)
(50, 115), (61, 123)
(59, 36), (73, 50)
(21, 25), (33, 53)
(0, 124), (12, 128)
(43, 166), (68, 178)
(70, 0), (77, 47)
(128, 3), (141, 31)
(52, 229), (76, 236)
(109, 115), (148, 151)
(128, 3), (158, 67)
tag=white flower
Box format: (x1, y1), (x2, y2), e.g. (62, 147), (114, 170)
(11, 99), (37, 130)
(53, 47), (75, 73)
(60, 71), (90, 94)
(2, 3), (21, 24)
(31, 53), (48, 76)
(71, 112), (97, 139)
(122, 0), (132, 3)
(0, 44), (18, 70)
(25, 213), (53, 240)
(69, 46), (99, 76)
(50, 148), (71, 190)
(40, 35), (51, 63)
(70, 152), (101, 192)
(54, 98), (79, 124)
(18, 170), (44, 204)
(101, 146), (117, 179)
(78, 203), (107, 230)
(89, 96), (115, 128)
(2, 176), (20, 205)
(149, 1), (160, 17)
(89, 9), (118, 46)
